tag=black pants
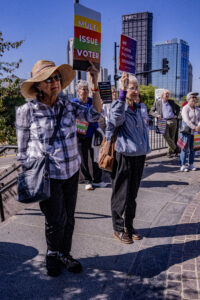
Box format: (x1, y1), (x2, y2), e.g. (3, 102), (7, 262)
(39, 171), (79, 254)
(111, 152), (146, 232)
(77, 135), (102, 184)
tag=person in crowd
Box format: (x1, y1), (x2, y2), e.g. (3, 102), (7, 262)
(135, 94), (150, 167)
(73, 80), (107, 191)
(102, 86), (117, 125)
(111, 87), (117, 101)
(182, 99), (188, 108)
(16, 60), (102, 277)
(106, 73), (150, 244)
(179, 92), (200, 172)
(149, 89), (180, 158)
(135, 94), (149, 127)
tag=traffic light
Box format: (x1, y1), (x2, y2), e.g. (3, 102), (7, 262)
(162, 58), (169, 74)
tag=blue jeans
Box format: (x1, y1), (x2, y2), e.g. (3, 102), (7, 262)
(180, 134), (194, 166)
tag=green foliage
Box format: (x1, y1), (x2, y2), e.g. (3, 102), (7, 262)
(140, 84), (157, 112)
(0, 100), (17, 144)
(0, 32), (23, 77)
(0, 78), (25, 126)
(0, 32), (25, 145)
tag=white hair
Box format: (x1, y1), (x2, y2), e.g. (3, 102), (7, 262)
(119, 74), (139, 90)
(75, 80), (89, 92)
(161, 89), (170, 98)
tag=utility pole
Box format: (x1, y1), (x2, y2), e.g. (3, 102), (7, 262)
(114, 42), (119, 89)
(74, 0), (81, 79)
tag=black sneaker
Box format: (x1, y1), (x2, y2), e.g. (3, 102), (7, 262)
(58, 254), (82, 273)
(46, 253), (61, 277)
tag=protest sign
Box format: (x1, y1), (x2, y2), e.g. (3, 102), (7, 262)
(98, 82), (112, 103)
(73, 3), (101, 71)
(119, 34), (137, 74)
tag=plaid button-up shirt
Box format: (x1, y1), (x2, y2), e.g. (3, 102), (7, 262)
(16, 96), (100, 180)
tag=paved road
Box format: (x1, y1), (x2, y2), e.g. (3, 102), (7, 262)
(0, 154), (200, 299)
(0, 150), (17, 171)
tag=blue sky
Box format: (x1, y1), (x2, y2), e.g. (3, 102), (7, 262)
(1, 0), (200, 93)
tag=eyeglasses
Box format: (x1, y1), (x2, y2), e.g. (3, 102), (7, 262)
(44, 74), (61, 83)
(127, 87), (138, 91)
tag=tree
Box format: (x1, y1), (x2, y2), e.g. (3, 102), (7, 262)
(0, 32), (25, 144)
(140, 84), (157, 112)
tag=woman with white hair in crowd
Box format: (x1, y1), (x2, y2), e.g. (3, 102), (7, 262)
(106, 73), (150, 244)
(179, 92), (200, 172)
(73, 80), (107, 190)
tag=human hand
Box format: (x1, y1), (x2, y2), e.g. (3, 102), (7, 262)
(120, 72), (129, 91)
(87, 61), (99, 89)
(195, 125), (200, 133)
(157, 115), (162, 120)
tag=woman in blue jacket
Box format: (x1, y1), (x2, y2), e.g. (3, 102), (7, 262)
(106, 73), (150, 244)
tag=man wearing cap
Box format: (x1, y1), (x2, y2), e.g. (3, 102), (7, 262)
(16, 60), (102, 277)
(150, 89), (180, 157)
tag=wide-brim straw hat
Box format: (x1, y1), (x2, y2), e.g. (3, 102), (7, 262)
(20, 60), (76, 99)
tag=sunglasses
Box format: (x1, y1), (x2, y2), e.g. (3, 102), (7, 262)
(44, 74), (61, 83)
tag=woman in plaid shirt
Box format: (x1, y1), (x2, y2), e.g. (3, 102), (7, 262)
(17, 60), (102, 277)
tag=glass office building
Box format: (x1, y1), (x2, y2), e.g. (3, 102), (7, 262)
(122, 12), (153, 85)
(152, 38), (189, 101)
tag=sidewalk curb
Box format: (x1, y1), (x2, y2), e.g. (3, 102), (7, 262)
(146, 149), (167, 161)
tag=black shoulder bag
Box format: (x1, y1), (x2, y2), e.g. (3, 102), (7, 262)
(17, 105), (64, 203)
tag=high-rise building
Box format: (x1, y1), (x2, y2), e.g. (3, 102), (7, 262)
(188, 61), (193, 93)
(122, 12), (153, 85)
(98, 67), (109, 82)
(152, 38), (189, 101)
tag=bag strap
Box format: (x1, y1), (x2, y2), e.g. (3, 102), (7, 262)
(110, 127), (119, 143)
(49, 105), (64, 146)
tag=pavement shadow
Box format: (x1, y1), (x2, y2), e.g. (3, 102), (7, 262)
(75, 211), (111, 219)
(16, 208), (43, 216)
(142, 164), (180, 179)
(138, 222), (200, 239)
(140, 180), (188, 188)
(0, 240), (199, 299)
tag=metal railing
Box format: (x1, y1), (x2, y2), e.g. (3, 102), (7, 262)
(0, 145), (18, 155)
(0, 146), (20, 222)
(148, 118), (167, 151)
(0, 177), (18, 222)
(0, 123), (170, 221)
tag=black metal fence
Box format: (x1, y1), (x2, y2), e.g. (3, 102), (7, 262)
(148, 117), (167, 151)
(0, 122), (170, 221)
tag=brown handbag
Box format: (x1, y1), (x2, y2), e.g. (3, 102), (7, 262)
(98, 128), (118, 172)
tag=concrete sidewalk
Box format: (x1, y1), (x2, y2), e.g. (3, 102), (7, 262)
(0, 155), (200, 299)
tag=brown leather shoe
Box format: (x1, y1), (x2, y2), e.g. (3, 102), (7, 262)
(131, 228), (141, 240)
(113, 230), (133, 244)
(125, 227), (141, 240)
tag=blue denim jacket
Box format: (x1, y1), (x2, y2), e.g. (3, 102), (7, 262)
(105, 90), (151, 156)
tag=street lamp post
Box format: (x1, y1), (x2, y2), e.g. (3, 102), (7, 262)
(114, 42), (119, 89)
(74, 0), (81, 79)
